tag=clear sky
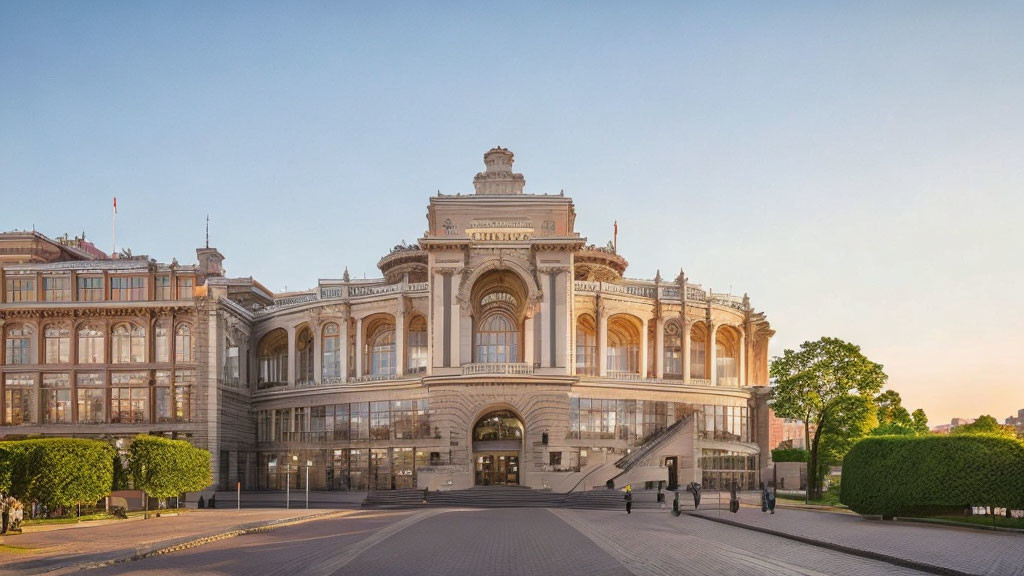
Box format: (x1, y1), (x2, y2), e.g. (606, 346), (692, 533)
(3, 2), (1022, 426)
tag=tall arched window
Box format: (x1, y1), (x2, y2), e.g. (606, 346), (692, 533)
(77, 325), (105, 364)
(223, 337), (239, 385)
(258, 328), (288, 386)
(475, 312), (518, 363)
(44, 325), (70, 364)
(175, 324), (193, 363)
(296, 326), (314, 383)
(322, 323), (341, 380)
(155, 321), (170, 362)
(407, 316), (427, 374)
(690, 323), (707, 380)
(716, 326), (740, 386)
(606, 315), (640, 374)
(4, 325), (33, 365)
(112, 323), (146, 363)
(575, 315), (597, 376)
(663, 321), (682, 379)
(364, 317), (396, 376)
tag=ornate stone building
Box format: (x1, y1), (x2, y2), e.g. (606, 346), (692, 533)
(1, 148), (774, 493)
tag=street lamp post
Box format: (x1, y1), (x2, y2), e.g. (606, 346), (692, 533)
(305, 460), (313, 509)
(288, 455), (298, 510)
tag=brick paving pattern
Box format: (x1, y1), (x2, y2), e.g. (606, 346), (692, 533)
(692, 507), (1024, 576)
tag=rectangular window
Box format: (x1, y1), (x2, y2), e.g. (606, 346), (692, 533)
(391, 400), (415, 440)
(45, 327), (71, 364)
(155, 323), (169, 362)
(349, 402), (369, 440)
(549, 452), (562, 467)
(77, 276), (104, 301)
(42, 276), (71, 302)
(274, 408), (289, 441)
(257, 410), (272, 443)
(174, 369), (194, 422)
(333, 403), (351, 441)
(5, 328), (32, 365)
(155, 276), (172, 300)
(3, 374), (36, 425)
(76, 372), (105, 425)
(224, 345), (239, 385)
(5, 277), (36, 302)
(348, 449), (368, 491)
(111, 372), (149, 424)
(42, 373), (72, 424)
(176, 276), (194, 300)
(369, 401), (390, 440)
(370, 448), (391, 491)
(155, 370), (172, 423)
(110, 276), (146, 301)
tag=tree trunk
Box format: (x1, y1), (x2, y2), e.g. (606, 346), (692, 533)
(804, 421), (813, 502)
(809, 425), (823, 500)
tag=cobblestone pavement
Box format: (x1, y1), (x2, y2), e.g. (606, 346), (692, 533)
(75, 507), (946, 576)
(0, 508), (350, 575)
(692, 507), (1024, 576)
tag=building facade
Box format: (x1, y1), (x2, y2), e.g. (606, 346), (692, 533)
(1, 148), (775, 493)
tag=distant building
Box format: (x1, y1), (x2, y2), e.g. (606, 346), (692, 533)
(931, 417), (977, 434)
(1006, 409), (1024, 436)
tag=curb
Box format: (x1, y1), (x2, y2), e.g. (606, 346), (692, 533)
(687, 512), (978, 576)
(42, 510), (352, 575)
(893, 516), (1024, 535)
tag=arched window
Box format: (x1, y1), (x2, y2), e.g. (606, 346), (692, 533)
(322, 323), (341, 380)
(475, 312), (518, 363)
(716, 327), (740, 386)
(663, 321), (682, 379)
(4, 325), (33, 365)
(575, 315), (597, 376)
(690, 323), (707, 380)
(606, 315), (640, 374)
(112, 323), (146, 363)
(44, 325), (70, 364)
(407, 316), (427, 374)
(155, 321), (170, 362)
(365, 319), (396, 376)
(472, 410), (524, 442)
(175, 324), (193, 363)
(258, 328), (288, 386)
(296, 326), (314, 383)
(77, 325), (105, 364)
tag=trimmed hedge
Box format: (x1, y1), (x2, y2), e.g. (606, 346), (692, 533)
(128, 435), (211, 499)
(0, 438), (114, 508)
(771, 448), (808, 463)
(841, 435), (1024, 517)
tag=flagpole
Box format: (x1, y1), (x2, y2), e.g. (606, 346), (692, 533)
(112, 197), (117, 258)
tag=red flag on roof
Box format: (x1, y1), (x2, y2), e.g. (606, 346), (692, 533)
(113, 197), (117, 214)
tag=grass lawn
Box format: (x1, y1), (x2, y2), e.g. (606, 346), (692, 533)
(776, 486), (845, 507)
(22, 508), (182, 526)
(926, 515), (1024, 529)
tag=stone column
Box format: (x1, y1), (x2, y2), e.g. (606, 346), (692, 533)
(638, 317), (648, 377)
(524, 311), (535, 367)
(708, 323), (717, 386)
(395, 305), (405, 376)
(654, 317), (665, 379)
(451, 271), (463, 367)
(597, 304), (608, 377)
(681, 315), (691, 382)
(354, 316), (363, 378)
(739, 330), (747, 387)
(339, 314), (350, 381)
(540, 271), (552, 368)
(286, 325), (296, 385)
(312, 320), (322, 384)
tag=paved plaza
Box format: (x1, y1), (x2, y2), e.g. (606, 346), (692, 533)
(3, 505), (1022, 576)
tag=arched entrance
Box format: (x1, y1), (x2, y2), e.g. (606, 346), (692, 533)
(472, 410), (523, 486)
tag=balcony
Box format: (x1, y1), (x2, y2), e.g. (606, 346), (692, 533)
(461, 363), (534, 376)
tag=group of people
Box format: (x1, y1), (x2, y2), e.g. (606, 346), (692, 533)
(623, 481), (777, 515)
(1, 496), (25, 535)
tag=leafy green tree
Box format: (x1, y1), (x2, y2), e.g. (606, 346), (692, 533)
(951, 415), (1018, 439)
(128, 435), (211, 508)
(817, 394), (875, 481)
(770, 337), (887, 499)
(0, 439), (114, 514)
(911, 409), (929, 435)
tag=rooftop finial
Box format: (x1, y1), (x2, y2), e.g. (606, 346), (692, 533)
(205, 214), (210, 248)
(473, 147), (525, 194)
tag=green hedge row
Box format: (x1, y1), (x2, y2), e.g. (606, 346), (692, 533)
(771, 448), (808, 463)
(128, 435), (211, 499)
(0, 438), (114, 508)
(841, 435), (1024, 517)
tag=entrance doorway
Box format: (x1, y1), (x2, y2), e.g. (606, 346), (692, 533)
(472, 409), (524, 486)
(665, 456), (678, 490)
(475, 453), (520, 486)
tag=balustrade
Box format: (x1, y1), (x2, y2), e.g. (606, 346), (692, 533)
(461, 363), (534, 376)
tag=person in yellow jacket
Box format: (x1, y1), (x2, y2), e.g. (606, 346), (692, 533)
(624, 484), (633, 514)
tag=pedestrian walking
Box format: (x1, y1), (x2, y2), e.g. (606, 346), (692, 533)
(624, 484), (633, 514)
(765, 484), (776, 514)
(688, 482), (702, 510)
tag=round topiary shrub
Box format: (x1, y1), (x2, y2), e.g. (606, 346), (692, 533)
(841, 435), (1024, 517)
